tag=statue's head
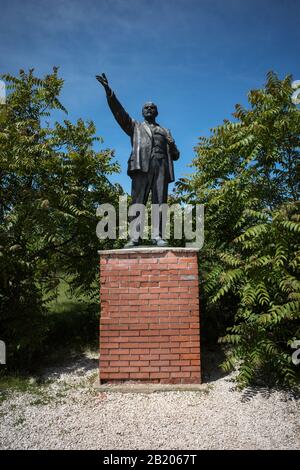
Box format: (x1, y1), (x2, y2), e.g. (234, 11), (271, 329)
(142, 102), (158, 120)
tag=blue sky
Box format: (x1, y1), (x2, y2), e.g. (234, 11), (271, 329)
(1, 0), (299, 193)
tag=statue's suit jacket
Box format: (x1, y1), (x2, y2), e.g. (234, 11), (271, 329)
(106, 91), (180, 183)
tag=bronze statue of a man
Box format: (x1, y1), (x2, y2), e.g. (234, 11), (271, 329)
(96, 73), (180, 247)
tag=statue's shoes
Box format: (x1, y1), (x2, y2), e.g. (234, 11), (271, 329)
(153, 238), (169, 247)
(124, 239), (140, 249)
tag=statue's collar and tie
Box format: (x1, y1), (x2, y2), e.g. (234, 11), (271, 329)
(143, 121), (162, 139)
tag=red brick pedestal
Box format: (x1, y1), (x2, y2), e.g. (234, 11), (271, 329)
(99, 247), (201, 384)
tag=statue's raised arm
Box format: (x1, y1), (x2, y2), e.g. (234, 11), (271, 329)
(96, 73), (134, 137)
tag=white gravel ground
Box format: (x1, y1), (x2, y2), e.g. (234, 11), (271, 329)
(0, 351), (299, 450)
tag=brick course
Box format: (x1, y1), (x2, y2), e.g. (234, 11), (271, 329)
(99, 248), (201, 384)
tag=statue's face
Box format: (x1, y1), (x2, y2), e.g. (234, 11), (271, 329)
(142, 102), (158, 119)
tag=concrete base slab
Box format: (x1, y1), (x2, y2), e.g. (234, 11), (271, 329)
(94, 380), (209, 394)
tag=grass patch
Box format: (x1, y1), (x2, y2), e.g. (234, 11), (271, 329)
(0, 375), (40, 393)
(45, 278), (98, 348)
(32, 277), (99, 370)
(0, 374), (52, 402)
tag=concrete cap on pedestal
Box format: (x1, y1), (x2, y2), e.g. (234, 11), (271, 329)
(98, 247), (200, 255)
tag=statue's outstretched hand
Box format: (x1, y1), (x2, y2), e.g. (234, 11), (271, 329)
(96, 73), (110, 93)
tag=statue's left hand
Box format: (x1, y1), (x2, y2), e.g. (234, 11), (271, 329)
(166, 132), (175, 145)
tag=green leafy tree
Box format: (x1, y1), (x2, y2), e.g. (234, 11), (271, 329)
(0, 68), (122, 369)
(177, 72), (300, 387)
